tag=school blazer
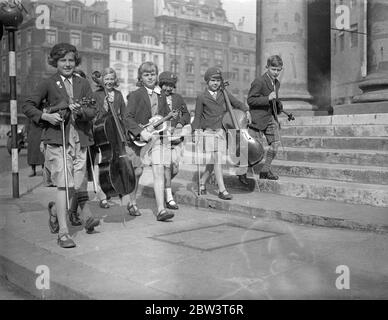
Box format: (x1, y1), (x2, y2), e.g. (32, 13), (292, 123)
(122, 86), (170, 138)
(247, 72), (283, 131)
(191, 89), (248, 131)
(92, 88), (126, 122)
(169, 93), (191, 128)
(22, 72), (96, 147)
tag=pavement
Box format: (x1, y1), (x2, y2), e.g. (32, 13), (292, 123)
(0, 164), (388, 300)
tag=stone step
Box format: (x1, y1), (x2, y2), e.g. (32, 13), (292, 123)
(176, 165), (388, 207)
(279, 113), (388, 127)
(276, 147), (388, 167)
(281, 136), (388, 151)
(280, 124), (388, 137)
(266, 160), (388, 185)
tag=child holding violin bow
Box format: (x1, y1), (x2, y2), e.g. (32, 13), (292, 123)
(246, 55), (294, 182)
(22, 43), (100, 249)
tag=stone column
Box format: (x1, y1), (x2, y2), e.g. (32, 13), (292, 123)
(353, 0), (388, 104)
(259, 0), (315, 113)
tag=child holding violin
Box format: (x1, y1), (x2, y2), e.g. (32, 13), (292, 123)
(191, 67), (251, 200)
(122, 61), (175, 222)
(247, 55), (284, 180)
(22, 43), (100, 249)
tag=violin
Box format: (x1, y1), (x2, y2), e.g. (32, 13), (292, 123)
(221, 81), (264, 167)
(128, 106), (184, 147)
(92, 71), (136, 197)
(43, 97), (96, 114)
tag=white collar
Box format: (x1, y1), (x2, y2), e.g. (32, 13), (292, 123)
(145, 85), (161, 95)
(60, 75), (73, 85)
(208, 89), (218, 96)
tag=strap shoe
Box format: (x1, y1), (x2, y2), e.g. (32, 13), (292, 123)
(57, 233), (76, 248)
(259, 170), (279, 180)
(156, 209), (174, 222)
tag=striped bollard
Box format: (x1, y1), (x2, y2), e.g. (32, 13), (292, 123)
(8, 29), (19, 198)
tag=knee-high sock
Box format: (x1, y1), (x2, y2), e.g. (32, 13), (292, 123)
(262, 148), (276, 173)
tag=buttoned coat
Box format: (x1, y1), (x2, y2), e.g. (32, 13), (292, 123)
(167, 93), (191, 128)
(191, 89), (248, 131)
(247, 72), (283, 131)
(122, 86), (170, 138)
(92, 88), (126, 122)
(22, 72), (96, 147)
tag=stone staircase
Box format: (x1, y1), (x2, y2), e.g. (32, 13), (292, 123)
(254, 113), (388, 207)
(178, 113), (388, 208)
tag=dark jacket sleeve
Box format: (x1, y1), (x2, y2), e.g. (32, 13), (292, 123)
(247, 78), (270, 108)
(191, 95), (203, 132)
(123, 92), (143, 138)
(22, 80), (48, 125)
(117, 91), (126, 118)
(176, 94), (190, 126)
(227, 91), (249, 112)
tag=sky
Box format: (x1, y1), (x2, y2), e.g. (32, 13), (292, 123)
(84, 0), (257, 33)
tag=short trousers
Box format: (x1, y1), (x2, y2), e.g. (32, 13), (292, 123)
(261, 118), (280, 145)
(46, 143), (87, 190)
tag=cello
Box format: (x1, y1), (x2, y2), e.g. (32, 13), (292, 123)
(92, 71), (136, 197)
(221, 81), (264, 167)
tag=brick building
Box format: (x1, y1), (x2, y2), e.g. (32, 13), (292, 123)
(0, 0), (110, 116)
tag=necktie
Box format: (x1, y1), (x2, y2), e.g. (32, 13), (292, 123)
(64, 78), (74, 103)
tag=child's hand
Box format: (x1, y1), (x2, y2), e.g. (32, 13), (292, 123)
(140, 129), (153, 142)
(41, 112), (62, 126)
(69, 102), (81, 115)
(269, 92), (276, 101)
(246, 111), (252, 124)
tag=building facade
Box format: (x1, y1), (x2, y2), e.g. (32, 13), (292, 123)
(0, 0), (110, 115)
(131, 0), (257, 110)
(109, 28), (165, 100)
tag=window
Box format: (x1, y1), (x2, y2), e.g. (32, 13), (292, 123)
(92, 34), (103, 50)
(214, 50), (223, 61)
(92, 58), (102, 72)
(186, 81), (195, 96)
(27, 30), (32, 44)
(116, 50), (122, 61)
(186, 63), (194, 74)
(153, 55), (159, 66)
(243, 53), (249, 64)
(200, 30), (208, 40)
(16, 32), (21, 48)
(128, 52), (133, 62)
(141, 53), (146, 62)
(70, 7), (81, 24)
(91, 14), (98, 25)
(70, 31), (81, 47)
(200, 48), (209, 59)
(231, 68), (239, 80)
(215, 31), (222, 42)
(350, 24), (358, 48)
(128, 68), (135, 81)
(171, 61), (179, 73)
(200, 65), (208, 76)
(16, 53), (21, 71)
(26, 51), (31, 70)
(46, 30), (57, 44)
(187, 46), (195, 57)
(232, 52), (239, 63)
(243, 69), (250, 82)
